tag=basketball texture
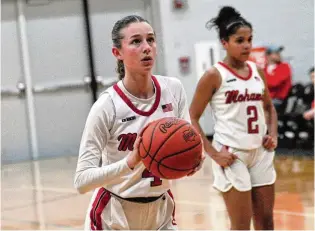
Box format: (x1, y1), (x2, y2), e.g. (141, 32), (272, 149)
(139, 117), (203, 179)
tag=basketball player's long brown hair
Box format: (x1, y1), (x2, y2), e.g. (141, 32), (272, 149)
(111, 15), (150, 80)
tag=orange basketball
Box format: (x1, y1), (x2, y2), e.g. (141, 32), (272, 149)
(139, 117), (203, 179)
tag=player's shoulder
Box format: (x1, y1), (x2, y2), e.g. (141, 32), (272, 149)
(197, 65), (221, 86)
(92, 89), (115, 113)
(207, 65), (222, 77)
(154, 75), (184, 90)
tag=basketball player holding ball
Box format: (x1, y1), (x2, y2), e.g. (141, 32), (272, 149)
(189, 6), (278, 230)
(74, 15), (204, 230)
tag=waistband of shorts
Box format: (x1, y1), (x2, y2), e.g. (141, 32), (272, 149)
(213, 139), (260, 152)
(104, 188), (164, 203)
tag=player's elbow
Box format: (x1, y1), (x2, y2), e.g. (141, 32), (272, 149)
(74, 181), (85, 194)
(74, 174), (89, 194)
(189, 110), (201, 122)
(75, 186), (87, 194)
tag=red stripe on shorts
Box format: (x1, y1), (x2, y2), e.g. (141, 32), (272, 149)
(167, 190), (177, 225)
(89, 188), (111, 230)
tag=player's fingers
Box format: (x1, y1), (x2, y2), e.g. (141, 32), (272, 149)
(228, 158), (235, 166)
(220, 145), (228, 152)
(263, 136), (271, 147)
(231, 153), (238, 160)
(133, 136), (142, 150)
(226, 154), (235, 162)
(220, 159), (229, 167)
(271, 140), (277, 149)
(263, 140), (272, 149)
(223, 162), (229, 168)
(263, 136), (269, 146)
(264, 139), (273, 149)
(263, 141), (270, 148)
(263, 136), (272, 146)
(262, 135), (269, 142)
(217, 160), (226, 168)
(268, 140), (276, 150)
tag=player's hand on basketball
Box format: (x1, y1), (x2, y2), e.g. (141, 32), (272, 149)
(213, 146), (238, 168)
(126, 136), (142, 170)
(263, 135), (277, 151)
(187, 152), (206, 176)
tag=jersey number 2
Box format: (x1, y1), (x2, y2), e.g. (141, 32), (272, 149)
(142, 169), (162, 187)
(247, 106), (259, 134)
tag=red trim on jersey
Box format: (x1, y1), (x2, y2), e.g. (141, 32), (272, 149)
(113, 75), (161, 116)
(218, 62), (253, 81)
(167, 189), (177, 225)
(90, 188), (111, 230)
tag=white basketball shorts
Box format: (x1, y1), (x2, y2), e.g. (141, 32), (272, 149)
(84, 188), (177, 230)
(211, 139), (277, 192)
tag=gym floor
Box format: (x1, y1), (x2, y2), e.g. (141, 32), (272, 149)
(1, 153), (314, 230)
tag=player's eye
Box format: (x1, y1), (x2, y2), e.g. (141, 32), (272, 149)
(131, 39), (141, 45)
(147, 37), (155, 44)
(236, 38), (244, 44)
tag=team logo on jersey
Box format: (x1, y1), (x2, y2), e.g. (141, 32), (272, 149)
(225, 88), (262, 104)
(226, 78), (237, 83)
(122, 116), (136, 123)
(162, 103), (173, 112)
(159, 118), (180, 133)
(183, 128), (197, 142)
(117, 133), (137, 151)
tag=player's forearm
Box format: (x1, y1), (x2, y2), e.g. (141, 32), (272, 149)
(191, 118), (218, 157)
(74, 157), (132, 194)
(265, 104), (278, 138)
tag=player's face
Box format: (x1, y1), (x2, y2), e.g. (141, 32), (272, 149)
(223, 26), (252, 62)
(114, 22), (156, 75)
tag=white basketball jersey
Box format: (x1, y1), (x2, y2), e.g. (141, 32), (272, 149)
(210, 61), (267, 150)
(98, 75), (189, 198)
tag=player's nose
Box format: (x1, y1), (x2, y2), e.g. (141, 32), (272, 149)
(243, 41), (251, 50)
(142, 41), (152, 54)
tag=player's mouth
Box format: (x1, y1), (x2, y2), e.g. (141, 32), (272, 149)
(241, 51), (250, 56)
(141, 56), (154, 65)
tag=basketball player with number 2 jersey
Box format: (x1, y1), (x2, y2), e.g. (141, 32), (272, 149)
(74, 15), (203, 230)
(209, 60), (276, 192)
(189, 6), (278, 230)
